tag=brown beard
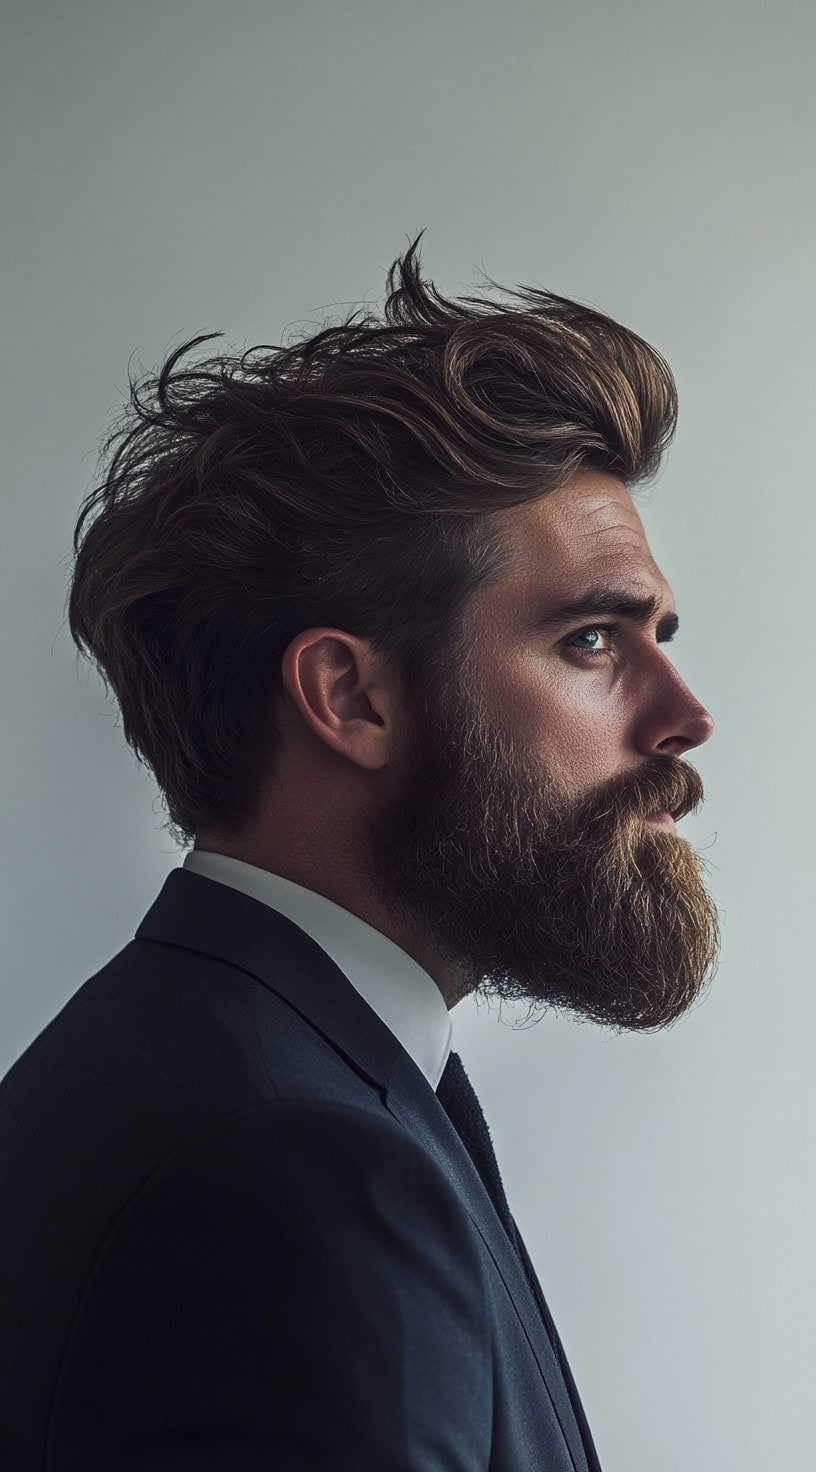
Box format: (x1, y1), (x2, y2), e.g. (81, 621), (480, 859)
(363, 675), (720, 1032)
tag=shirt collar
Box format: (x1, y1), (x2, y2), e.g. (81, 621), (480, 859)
(182, 850), (453, 1091)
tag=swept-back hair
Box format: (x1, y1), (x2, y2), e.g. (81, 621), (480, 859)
(67, 231), (677, 847)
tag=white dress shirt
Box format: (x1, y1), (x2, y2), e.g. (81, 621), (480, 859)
(182, 849), (453, 1091)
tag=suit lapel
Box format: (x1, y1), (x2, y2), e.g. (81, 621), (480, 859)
(512, 1224), (603, 1472)
(135, 868), (591, 1472)
(386, 1048), (589, 1472)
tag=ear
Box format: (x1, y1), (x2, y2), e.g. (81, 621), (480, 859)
(280, 628), (400, 772)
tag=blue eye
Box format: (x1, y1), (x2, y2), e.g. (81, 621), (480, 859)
(564, 624), (617, 655)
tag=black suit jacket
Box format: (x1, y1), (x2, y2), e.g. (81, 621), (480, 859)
(0, 867), (603, 1470)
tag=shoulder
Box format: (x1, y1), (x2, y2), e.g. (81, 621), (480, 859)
(51, 1099), (495, 1465)
(128, 1097), (475, 1239)
(65, 1097), (492, 1380)
(79, 1097), (491, 1330)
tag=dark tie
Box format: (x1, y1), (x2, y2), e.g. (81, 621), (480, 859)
(436, 1049), (564, 1372)
(436, 1050), (520, 1249)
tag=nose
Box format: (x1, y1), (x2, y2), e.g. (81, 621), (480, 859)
(633, 659), (715, 758)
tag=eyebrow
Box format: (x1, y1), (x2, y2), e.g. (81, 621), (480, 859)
(537, 588), (680, 640)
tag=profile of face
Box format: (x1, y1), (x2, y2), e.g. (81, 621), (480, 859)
(363, 473), (720, 1031)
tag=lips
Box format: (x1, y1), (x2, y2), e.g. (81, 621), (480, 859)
(644, 811), (677, 829)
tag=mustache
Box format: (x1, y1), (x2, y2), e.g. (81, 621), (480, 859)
(576, 756), (705, 831)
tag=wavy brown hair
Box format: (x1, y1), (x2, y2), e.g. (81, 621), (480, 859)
(67, 231), (678, 847)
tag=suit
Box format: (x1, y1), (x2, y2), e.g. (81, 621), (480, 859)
(0, 863), (603, 1469)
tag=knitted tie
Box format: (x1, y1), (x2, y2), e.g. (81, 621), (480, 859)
(436, 1049), (564, 1370)
(436, 1050), (520, 1251)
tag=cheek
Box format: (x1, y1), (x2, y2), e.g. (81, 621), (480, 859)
(494, 661), (630, 787)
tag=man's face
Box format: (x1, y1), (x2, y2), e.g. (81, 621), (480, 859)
(364, 471), (720, 1029)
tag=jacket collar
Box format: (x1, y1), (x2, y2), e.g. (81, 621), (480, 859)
(135, 866), (590, 1472)
(135, 867), (407, 1091)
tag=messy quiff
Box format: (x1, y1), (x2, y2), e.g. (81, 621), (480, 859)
(68, 232), (678, 848)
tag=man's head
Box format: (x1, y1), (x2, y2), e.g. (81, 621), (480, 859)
(68, 233), (719, 1029)
(360, 472), (718, 1028)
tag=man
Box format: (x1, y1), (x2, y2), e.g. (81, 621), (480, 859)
(0, 234), (719, 1469)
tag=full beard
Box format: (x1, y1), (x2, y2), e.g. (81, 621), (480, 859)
(363, 677), (720, 1032)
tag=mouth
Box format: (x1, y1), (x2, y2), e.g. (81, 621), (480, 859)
(643, 811), (677, 830)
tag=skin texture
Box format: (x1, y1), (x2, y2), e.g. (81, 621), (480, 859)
(197, 471), (719, 1027)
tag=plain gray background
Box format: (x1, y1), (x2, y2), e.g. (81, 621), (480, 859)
(2, 2), (814, 1467)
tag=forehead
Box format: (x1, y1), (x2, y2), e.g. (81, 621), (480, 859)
(490, 471), (672, 610)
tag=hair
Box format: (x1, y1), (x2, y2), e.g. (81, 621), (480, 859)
(67, 230), (678, 849)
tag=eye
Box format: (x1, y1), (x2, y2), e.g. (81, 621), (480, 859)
(562, 623), (618, 658)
